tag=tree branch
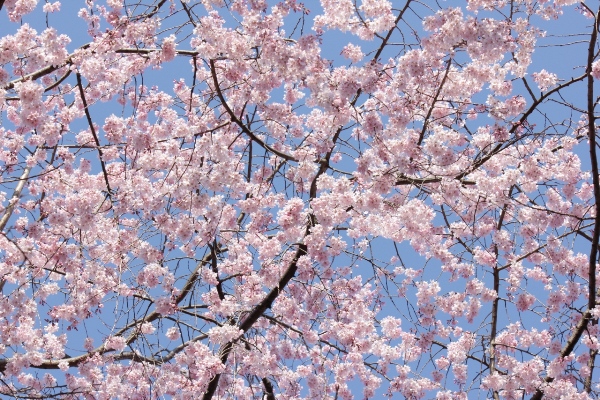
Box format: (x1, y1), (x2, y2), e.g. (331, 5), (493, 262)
(75, 73), (113, 196)
(209, 59), (298, 162)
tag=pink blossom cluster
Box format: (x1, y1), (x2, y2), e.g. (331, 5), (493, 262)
(0, 0), (599, 398)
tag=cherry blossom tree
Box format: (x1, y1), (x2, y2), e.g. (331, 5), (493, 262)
(0, 0), (599, 398)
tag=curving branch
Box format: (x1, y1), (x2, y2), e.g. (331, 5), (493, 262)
(209, 59), (298, 162)
(75, 73), (113, 196)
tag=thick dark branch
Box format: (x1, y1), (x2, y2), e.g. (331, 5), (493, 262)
(262, 378), (276, 400)
(202, 239), (310, 400)
(371, 0), (413, 62)
(585, 349), (598, 393)
(44, 68), (72, 92)
(395, 175), (475, 186)
(3, 64), (68, 91)
(115, 48), (199, 56)
(209, 241), (225, 300)
(489, 187), (514, 400)
(176, 245), (226, 304)
(417, 57), (453, 146)
(144, 0), (168, 19)
(240, 242), (307, 333)
(209, 59), (298, 162)
(3, 44), (90, 91)
(3, 45), (195, 92)
(75, 73), (113, 195)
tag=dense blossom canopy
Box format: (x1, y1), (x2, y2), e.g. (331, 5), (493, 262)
(0, 0), (599, 398)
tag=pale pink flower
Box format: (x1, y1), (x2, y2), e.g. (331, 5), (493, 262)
(42, 2), (60, 13)
(341, 43), (364, 63)
(208, 325), (242, 344)
(165, 327), (180, 340)
(105, 336), (127, 351)
(58, 360), (69, 371)
(140, 322), (155, 334)
(592, 61), (600, 80)
(161, 35), (177, 62)
(532, 69), (558, 91)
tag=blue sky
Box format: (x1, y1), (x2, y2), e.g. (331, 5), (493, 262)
(1, 0), (598, 398)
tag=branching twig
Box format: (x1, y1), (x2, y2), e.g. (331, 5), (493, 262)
(75, 73), (113, 196)
(209, 59), (298, 162)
